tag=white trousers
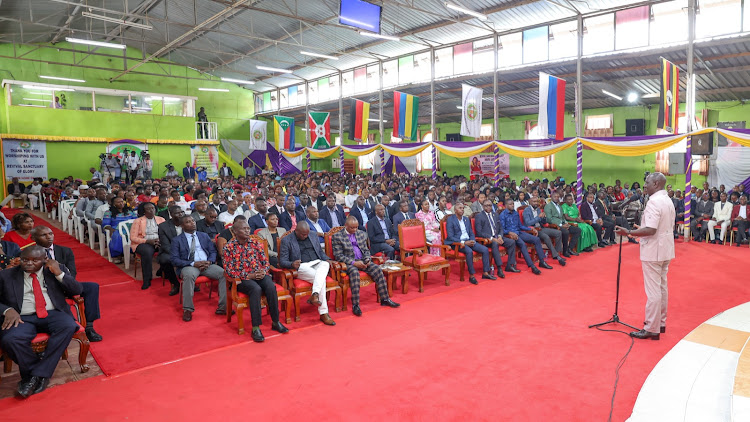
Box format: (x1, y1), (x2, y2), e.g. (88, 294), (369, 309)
(28, 194), (39, 209)
(0, 194), (26, 208)
(642, 260), (670, 333)
(707, 220), (730, 241)
(296, 260), (330, 315)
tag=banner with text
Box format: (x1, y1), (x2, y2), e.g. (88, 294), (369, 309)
(4, 140), (48, 181)
(470, 153), (509, 178)
(190, 145), (219, 178)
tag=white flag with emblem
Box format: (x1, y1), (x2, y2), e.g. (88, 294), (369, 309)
(249, 120), (267, 150)
(460, 84), (482, 138)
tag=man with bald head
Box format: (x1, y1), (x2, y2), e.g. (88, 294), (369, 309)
(616, 172), (675, 340)
(280, 221), (336, 326)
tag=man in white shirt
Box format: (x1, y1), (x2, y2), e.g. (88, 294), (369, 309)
(142, 154), (153, 180)
(732, 195), (749, 245)
(708, 192), (732, 244)
(218, 199), (244, 225)
(123, 151), (140, 184)
(26, 179), (43, 210)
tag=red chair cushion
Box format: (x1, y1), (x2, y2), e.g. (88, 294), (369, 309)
(401, 225), (426, 250)
(412, 254), (446, 266)
(32, 333), (50, 343)
(196, 276), (212, 283)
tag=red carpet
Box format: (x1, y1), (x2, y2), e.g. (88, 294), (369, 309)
(3, 209), (749, 420)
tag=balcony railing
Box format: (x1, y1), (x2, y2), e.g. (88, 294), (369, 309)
(196, 121), (217, 141)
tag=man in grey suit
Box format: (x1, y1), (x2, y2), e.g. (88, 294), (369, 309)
(279, 221), (336, 326)
(523, 197), (566, 266)
(474, 200), (516, 278)
(544, 191), (581, 256)
(691, 191), (713, 242)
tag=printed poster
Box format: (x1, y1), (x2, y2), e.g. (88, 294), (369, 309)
(470, 153), (509, 178)
(191, 145), (219, 179)
(3, 140), (48, 181)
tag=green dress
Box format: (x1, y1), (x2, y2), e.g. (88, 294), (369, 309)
(561, 203), (597, 250)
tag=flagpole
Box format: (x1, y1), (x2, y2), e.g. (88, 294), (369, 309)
(684, 0), (697, 242)
(430, 47), (436, 180)
(575, 15), (584, 207)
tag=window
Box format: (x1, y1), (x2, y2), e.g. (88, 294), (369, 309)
(498, 32), (522, 67)
(523, 26), (549, 63)
(655, 113), (708, 174)
(354, 67), (367, 93)
(650, 2), (687, 46)
(341, 71), (354, 97)
(317, 78), (330, 103)
(549, 21), (578, 60)
(335, 136), (342, 146)
(584, 114), (613, 137)
(472, 38), (495, 73)
(524, 124), (555, 171)
(616, 6), (650, 50)
(478, 123), (494, 141)
(307, 82), (318, 104)
(696, 0), (742, 38)
(417, 132), (438, 171)
(453, 42), (473, 75)
(262, 92), (272, 112)
(270, 90), (278, 111)
(296, 84), (306, 106)
(366, 64), (379, 92)
(382, 60), (398, 88)
(583, 14), (615, 55)
(390, 136), (403, 143)
(413, 52), (431, 82)
(434, 47), (454, 78)
(359, 134), (376, 171)
(399, 55), (414, 85)
(329, 75), (340, 100)
(279, 89), (289, 109)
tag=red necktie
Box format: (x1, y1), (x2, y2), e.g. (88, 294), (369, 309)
(31, 273), (48, 318)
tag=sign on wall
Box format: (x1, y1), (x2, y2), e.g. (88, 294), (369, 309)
(470, 153), (509, 178)
(3, 140), (48, 181)
(106, 142), (147, 160)
(191, 145), (219, 178)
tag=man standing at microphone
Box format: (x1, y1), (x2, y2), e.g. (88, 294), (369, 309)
(616, 172), (675, 340)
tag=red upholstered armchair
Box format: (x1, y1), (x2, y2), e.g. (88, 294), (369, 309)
(439, 216), (484, 282)
(277, 232), (342, 322)
(225, 235), (293, 335)
(398, 219), (451, 292)
(1, 297), (90, 381)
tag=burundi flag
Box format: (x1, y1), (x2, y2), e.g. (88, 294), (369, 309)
(460, 84), (482, 138)
(393, 91), (419, 141)
(348, 99), (370, 142)
(308, 112), (331, 149)
(273, 115), (295, 151)
(657, 58), (680, 134)
(249, 119), (267, 150)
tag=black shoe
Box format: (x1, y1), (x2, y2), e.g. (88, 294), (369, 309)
(271, 321), (289, 334)
(737, 243), (742, 247)
(251, 329), (265, 343)
(194, 286), (201, 292)
(569, 250), (579, 256)
(674, 233), (679, 239)
(481, 273), (497, 280)
(598, 242), (607, 248)
(16, 376), (39, 398)
(531, 267), (541, 275)
(32, 377), (50, 395)
(630, 329), (660, 340)
(85, 328), (103, 342)
(497, 270), (505, 279)
(215, 308), (234, 316)
(352, 305), (362, 316)
(468, 276), (478, 285)
(156, 268), (163, 277)
(169, 285), (180, 296)
(562, 251), (571, 258)
(661, 327), (666, 333)
(556, 257), (566, 267)
(505, 266), (521, 273)
(182, 310), (192, 322)
(380, 298), (400, 308)
(709, 239), (716, 244)
(583, 247), (593, 252)
(539, 262), (553, 270)
(141, 281), (151, 290)
(628, 237), (639, 244)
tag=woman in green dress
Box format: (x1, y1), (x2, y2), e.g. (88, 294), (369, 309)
(561, 193), (597, 252)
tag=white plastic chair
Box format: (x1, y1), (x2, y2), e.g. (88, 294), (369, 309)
(85, 217), (97, 249)
(98, 224), (108, 258)
(118, 221), (133, 270)
(59, 200), (76, 233)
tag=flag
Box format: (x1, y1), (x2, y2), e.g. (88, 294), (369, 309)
(460, 84), (482, 138)
(249, 120), (267, 150)
(538, 73), (566, 141)
(393, 91), (419, 140)
(657, 58), (680, 133)
(273, 115), (295, 151)
(348, 99), (370, 142)
(308, 112), (331, 149)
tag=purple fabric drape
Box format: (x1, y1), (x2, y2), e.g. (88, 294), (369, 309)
(383, 155), (409, 174)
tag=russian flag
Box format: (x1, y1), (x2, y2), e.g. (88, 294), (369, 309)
(538, 73), (566, 141)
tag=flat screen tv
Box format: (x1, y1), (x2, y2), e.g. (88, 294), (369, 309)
(339, 0), (382, 34)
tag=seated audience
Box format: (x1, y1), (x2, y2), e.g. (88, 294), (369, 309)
(500, 198), (548, 275)
(0, 228), (22, 260)
(731, 195), (749, 246)
(474, 200), (516, 278)
(248, 197), (269, 233)
(1, 177), (27, 208)
(279, 198), (305, 231)
(580, 192), (609, 248)
(305, 206), (331, 246)
(392, 199), (416, 228)
(157, 205), (186, 296)
(708, 192), (732, 244)
(257, 213), (285, 268)
(367, 204), (398, 260)
(4, 213), (36, 249)
(561, 194), (596, 252)
(217, 199), (243, 225)
(691, 191), (713, 242)
(523, 197), (566, 266)
(446, 203), (494, 284)
(130, 202), (165, 290)
(190, 199), (208, 221)
(320, 195), (345, 228)
(348, 196), (371, 231)
(544, 191), (581, 256)
(102, 197), (137, 263)
(196, 208), (225, 240)
(415, 199), (442, 255)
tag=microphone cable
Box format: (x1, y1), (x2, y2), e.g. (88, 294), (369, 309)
(595, 325), (636, 422)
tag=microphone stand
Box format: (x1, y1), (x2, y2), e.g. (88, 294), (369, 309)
(588, 234), (639, 331)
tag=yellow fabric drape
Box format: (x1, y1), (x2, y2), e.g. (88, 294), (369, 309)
(496, 141), (577, 158)
(0, 133), (219, 145)
(432, 142), (496, 158)
(381, 143), (431, 157)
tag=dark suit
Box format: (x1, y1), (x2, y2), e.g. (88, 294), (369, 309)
(279, 209), (306, 231)
(0, 265), (81, 379)
(219, 166), (233, 177)
(248, 213), (268, 233)
(319, 205), (345, 228)
(691, 199), (714, 240)
(474, 210), (517, 269)
(279, 232), (330, 268)
(367, 216), (398, 260)
(183, 166), (196, 180)
(331, 230), (389, 306)
(170, 231), (226, 312)
(580, 201), (605, 243)
(1, 240), (21, 258)
(445, 215), (490, 275)
(392, 211), (416, 229)
(594, 199), (617, 242)
(50, 244), (101, 324)
(196, 219), (224, 240)
(279, 232), (332, 313)
(267, 204), (284, 217)
(348, 206), (372, 231)
(157, 220), (180, 287)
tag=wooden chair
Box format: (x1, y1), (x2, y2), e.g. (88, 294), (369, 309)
(325, 226), (387, 309)
(439, 215), (484, 281)
(398, 219), (451, 292)
(277, 231), (342, 322)
(1, 297), (90, 381)
(225, 236), (293, 335)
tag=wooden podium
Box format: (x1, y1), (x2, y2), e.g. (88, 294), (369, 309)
(343, 158), (356, 175)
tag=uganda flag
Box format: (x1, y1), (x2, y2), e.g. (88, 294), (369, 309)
(657, 58), (680, 134)
(348, 99), (370, 142)
(308, 112), (331, 149)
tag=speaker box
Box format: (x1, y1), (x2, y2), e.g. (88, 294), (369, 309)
(691, 132), (714, 155)
(446, 133), (462, 142)
(668, 152), (685, 175)
(625, 119), (645, 136)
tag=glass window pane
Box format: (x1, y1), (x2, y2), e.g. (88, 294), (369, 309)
(473, 38), (494, 73)
(263, 92), (271, 112)
(696, 0), (742, 38)
(287, 86), (298, 107)
(382, 60), (398, 88)
(523, 26), (549, 63)
(96, 93), (132, 113)
(270, 90), (278, 110)
(498, 33), (522, 67)
(354, 67), (367, 93)
(746, 0), (750, 31)
(162, 97), (187, 116)
(297, 84), (306, 105)
(616, 6), (650, 50)
(583, 14), (614, 55)
(329, 75), (340, 101)
(318, 78), (329, 102)
(434, 47), (453, 78)
(549, 21), (578, 60)
(341, 71), (354, 97)
(279, 89), (289, 109)
(307, 81), (319, 104)
(399, 55), (414, 85)
(367, 64), (379, 92)
(413, 52), (431, 82)
(650, 2), (687, 46)
(453, 43), (473, 75)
